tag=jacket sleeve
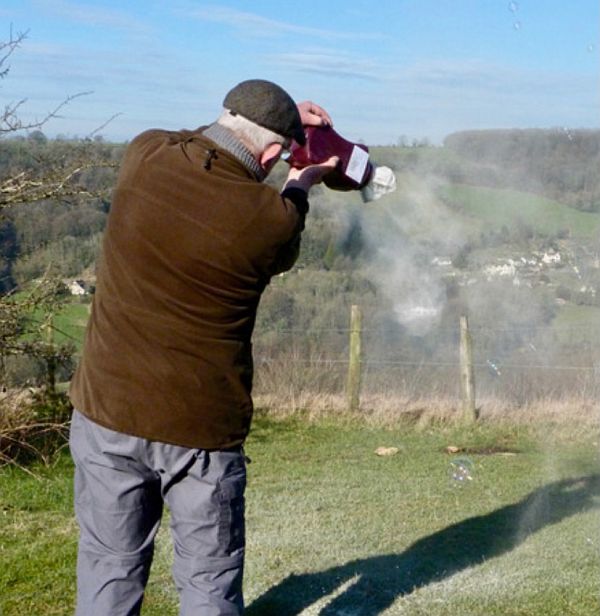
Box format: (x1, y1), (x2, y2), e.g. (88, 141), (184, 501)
(268, 187), (310, 276)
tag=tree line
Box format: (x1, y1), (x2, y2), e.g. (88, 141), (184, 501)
(2, 127), (598, 294)
(443, 128), (600, 212)
(0, 134), (122, 291)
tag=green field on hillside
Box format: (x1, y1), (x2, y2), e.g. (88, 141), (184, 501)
(41, 301), (89, 350)
(1, 415), (599, 615)
(440, 184), (600, 238)
(17, 296), (90, 351)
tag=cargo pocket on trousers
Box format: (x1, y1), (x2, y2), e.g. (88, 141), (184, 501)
(217, 468), (246, 555)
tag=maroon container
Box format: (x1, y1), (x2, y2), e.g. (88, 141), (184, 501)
(288, 125), (373, 191)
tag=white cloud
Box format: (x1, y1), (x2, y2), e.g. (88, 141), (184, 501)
(386, 59), (600, 141)
(6, 26), (598, 146)
(281, 56), (599, 144)
(400, 58), (594, 96)
(32, 0), (150, 33)
(270, 50), (382, 81)
(183, 4), (384, 41)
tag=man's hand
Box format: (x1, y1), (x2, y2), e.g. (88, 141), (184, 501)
(283, 156), (339, 193)
(297, 101), (333, 128)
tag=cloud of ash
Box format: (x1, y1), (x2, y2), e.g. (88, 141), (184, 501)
(359, 173), (466, 334)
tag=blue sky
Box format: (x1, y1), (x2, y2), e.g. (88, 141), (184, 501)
(1, 0), (598, 144)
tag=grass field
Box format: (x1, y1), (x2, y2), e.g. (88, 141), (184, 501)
(440, 184), (600, 238)
(26, 299), (89, 351)
(1, 413), (599, 615)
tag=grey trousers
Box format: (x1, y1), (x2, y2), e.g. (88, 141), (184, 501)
(69, 410), (246, 616)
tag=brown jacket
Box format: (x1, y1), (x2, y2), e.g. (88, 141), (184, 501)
(69, 126), (307, 448)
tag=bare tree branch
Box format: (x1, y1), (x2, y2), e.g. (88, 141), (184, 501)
(0, 159), (116, 208)
(0, 27), (117, 469)
(87, 112), (123, 139)
(0, 91), (94, 136)
(0, 26), (28, 80)
(0, 28), (116, 208)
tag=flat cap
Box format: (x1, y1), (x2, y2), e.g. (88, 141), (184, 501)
(223, 79), (305, 145)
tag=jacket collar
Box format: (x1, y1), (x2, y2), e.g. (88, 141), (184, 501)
(202, 123), (266, 182)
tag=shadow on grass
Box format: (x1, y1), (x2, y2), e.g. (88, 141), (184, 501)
(247, 474), (600, 615)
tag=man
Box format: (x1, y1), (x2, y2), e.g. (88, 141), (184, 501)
(68, 79), (338, 616)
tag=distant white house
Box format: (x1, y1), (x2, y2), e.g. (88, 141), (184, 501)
(484, 260), (517, 280)
(431, 256), (452, 267)
(541, 251), (561, 265)
(68, 280), (88, 296)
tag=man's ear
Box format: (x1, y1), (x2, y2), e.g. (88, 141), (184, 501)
(259, 143), (283, 171)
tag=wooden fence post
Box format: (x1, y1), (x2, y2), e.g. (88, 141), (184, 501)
(45, 314), (56, 395)
(459, 315), (477, 422)
(347, 304), (362, 412)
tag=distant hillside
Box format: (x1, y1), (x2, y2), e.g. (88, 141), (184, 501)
(3, 131), (600, 391)
(0, 135), (121, 291)
(443, 128), (600, 212)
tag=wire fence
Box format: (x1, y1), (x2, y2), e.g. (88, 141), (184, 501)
(3, 305), (599, 408)
(251, 315), (600, 406)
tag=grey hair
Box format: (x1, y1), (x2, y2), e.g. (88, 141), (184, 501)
(217, 109), (287, 155)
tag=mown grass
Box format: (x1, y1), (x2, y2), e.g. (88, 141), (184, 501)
(1, 413), (599, 615)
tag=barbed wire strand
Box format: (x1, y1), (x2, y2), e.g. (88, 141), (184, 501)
(254, 356), (598, 371)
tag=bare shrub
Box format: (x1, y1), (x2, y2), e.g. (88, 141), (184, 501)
(361, 362), (459, 399)
(252, 346), (599, 437)
(0, 27), (111, 470)
(253, 345), (346, 414)
(0, 387), (71, 473)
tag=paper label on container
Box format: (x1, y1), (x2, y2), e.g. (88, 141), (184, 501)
(346, 146), (369, 183)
